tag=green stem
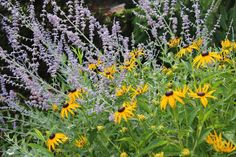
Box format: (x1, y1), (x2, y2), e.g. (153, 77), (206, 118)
(102, 132), (121, 153)
(172, 108), (184, 148)
(191, 110), (205, 156)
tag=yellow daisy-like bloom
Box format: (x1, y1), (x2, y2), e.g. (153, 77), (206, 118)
(46, 133), (68, 151)
(153, 152), (164, 157)
(131, 83), (148, 98)
(221, 39), (234, 56)
(88, 63), (96, 71)
(176, 46), (193, 58)
(181, 148), (190, 156)
(52, 104), (58, 112)
(189, 84), (216, 107)
(193, 51), (221, 68)
(206, 131), (236, 153)
(120, 151), (128, 157)
(114, 101), (136, 124)
(129, 48), (144, 58)
(176, 39), (203, 58)
(75, 136), (87, 148)
(88, 58), (102, 71)
(67, 88), (85, 103)
(116, 85), (131, 97)
(160, 88), (185, 110)
(120, 58), (136, 71)
(60, 102), (80, 119)
(137, 114), (146, 121)
(101, 65), (117, 79)
(168, 37), (181, 48)
(189, 38), (203, 51)
(221, 39), (232, 49)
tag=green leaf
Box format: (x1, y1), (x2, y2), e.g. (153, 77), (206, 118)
(28, 143), (53, 157)
(28, 129), (45, 143)
(72, 47), (83, 64)
(138, 140), (167, 156)
(115, 137), (133, 142)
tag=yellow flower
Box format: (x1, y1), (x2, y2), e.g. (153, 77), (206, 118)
(114, 101), (136, 124)
(67, 88), (85, 103)
(221, 39), (234, 55)
(153, 152), (164, 157)
(60, 102), (80, 119)
(176, 39), (203, 58)
(168, 37), (181, 48)
(46, 133), (68, 151)
(137, 114), (146, 121)
(181, 148), (190, 156)
(88, 63), (96, 70)
(176, 46), (193, 58)
(88, 58), (102, 71)
(189, 38), (203, 51)
(206, 131), (236, 153)
(193, 52), (221, 68)
(120, 58), (136, 71)
(160, 88), (185, 110)
(221, 39), (232, 49)
(75, 136), (87, 148)
(189, 84), (216, 107)
(120, 151), (128, 157)
(97, 125), (105, 131)
(116, 85), (131, 97)
(101, 65), (117, 79)
(52, 104), (58, 112)
(131, 83), (148, 98)
(129, 48), (144, 58)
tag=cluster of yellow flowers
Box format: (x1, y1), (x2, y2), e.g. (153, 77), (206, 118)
(89, 49), (144, 80)
(161, 84), (216, 110)
(47, 88), (87, 151)
(114, 83), (148, 124)
(168, 37), (234, 69)
(206, 131), (236, 153)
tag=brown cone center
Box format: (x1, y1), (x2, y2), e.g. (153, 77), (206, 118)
(63, 103), (69, 108)
(49, 133), (55, 139)
(69, 89), (77, 93)
(118, 107), (125, 112)
(197, 92), (205, 96)
(201, 52), (209, 56)
(165, 91), (174, 96)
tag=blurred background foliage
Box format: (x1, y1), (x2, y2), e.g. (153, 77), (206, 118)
(86, 0), (236, 45)
(0, 0), (236, 47)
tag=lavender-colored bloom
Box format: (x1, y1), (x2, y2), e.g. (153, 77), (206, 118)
(108, 113), (114, 122)
(163, 0), (169, 16)
(47, 13), (61, 28)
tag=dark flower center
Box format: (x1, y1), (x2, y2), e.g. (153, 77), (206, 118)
(197, 92), (205, 96)
(183, 45), (189, 49)
(165, 91), (174, 96)
(69, 89), (77, 93)
(49, 133), (55, 139)
(63, 103), (69, 108)
(106, 72), (111, 75)
(118, 107), (125, 112)
(201, 52), (209, 57)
